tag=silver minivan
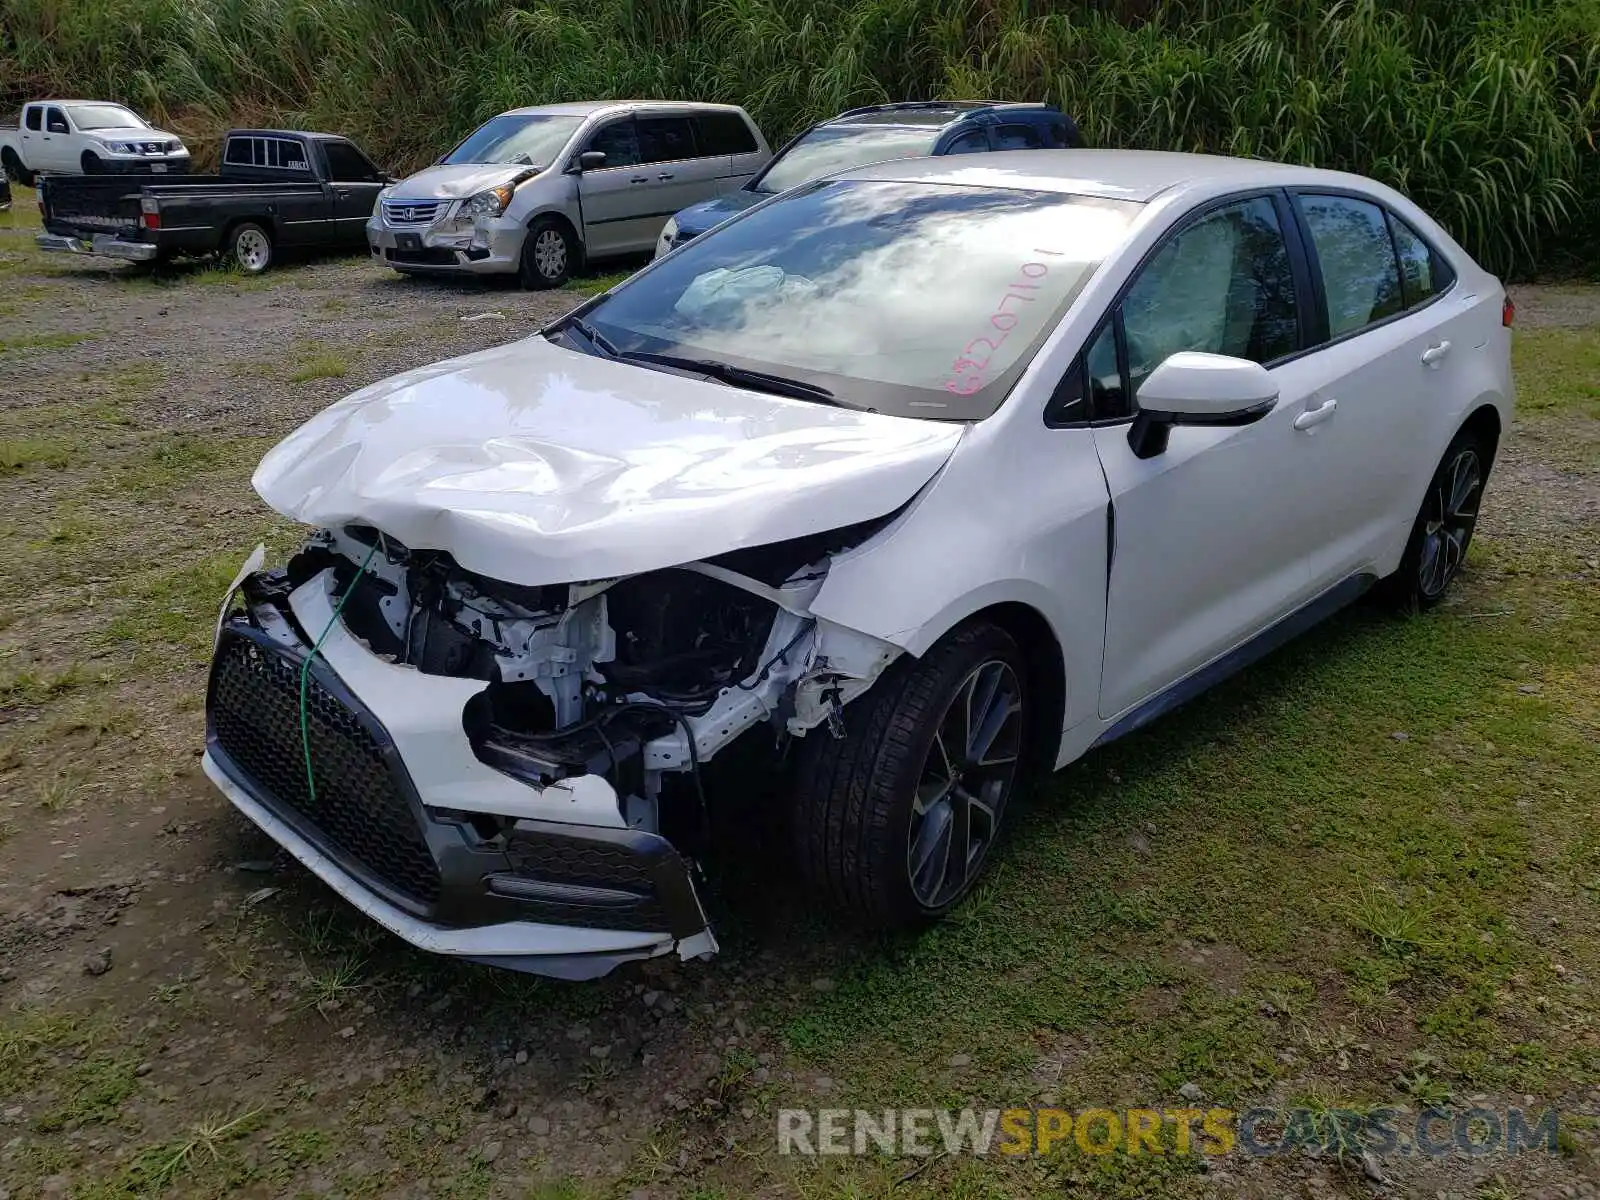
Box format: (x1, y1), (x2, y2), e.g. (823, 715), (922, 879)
(368, 100), (769, 288)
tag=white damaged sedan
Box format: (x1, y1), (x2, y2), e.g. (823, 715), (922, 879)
(206, 151), (1514, 979)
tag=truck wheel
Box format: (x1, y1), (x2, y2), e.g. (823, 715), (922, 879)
(80, 150), (104, 174)
(789, 621), (1030, 928)
(519, 218), (574, 290)
(227, 223), (274, 274)
(2, 149), (32, 186)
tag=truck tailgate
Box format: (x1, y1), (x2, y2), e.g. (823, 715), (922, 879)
(40, 176), (152, 237)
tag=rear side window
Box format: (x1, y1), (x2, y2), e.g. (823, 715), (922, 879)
(993, 124), (1043, 150)
(24, 106), (42, 131)
(1299, 194), (1403, 337)
(696, 111), (758, 156)
(1388, 213), (1454, 309)
(638, 116), (697, 164)
(323, 140), (381, 182)
(944, 129), (990, 155)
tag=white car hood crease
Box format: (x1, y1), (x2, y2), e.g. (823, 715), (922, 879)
(253, 337), (965, 585)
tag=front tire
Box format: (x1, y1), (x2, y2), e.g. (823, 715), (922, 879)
(227, 222), (274, 274)
(80, 150), (103, 175)
(1382, 428), (1491, 611)
(518, 217), (574, 289)
(790, 621), (1029, 928)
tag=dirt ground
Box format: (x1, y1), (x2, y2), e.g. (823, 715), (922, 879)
(0, 193), (1596, 1200)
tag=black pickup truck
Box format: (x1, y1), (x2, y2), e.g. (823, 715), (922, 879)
(36, 129), (391, 273)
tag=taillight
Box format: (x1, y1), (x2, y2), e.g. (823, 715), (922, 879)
(1502, 295), (1515, 327)
(141, 195), (160, 230)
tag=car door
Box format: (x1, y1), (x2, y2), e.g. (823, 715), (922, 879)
(320, 138), (388, 246)
(576, 117), (654, 257)
(1280, 191), (1475, 585)
(1082, 192), (1332, 718)
(41, 106), (74, 171)
(693, 110), (766, 190)
(635, 114), (718, 236)
(19, 105), (44, 169)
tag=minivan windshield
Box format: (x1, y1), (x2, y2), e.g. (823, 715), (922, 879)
(580, 180), (1140, 420)
(442, 114), (585, 167)
(66, 103), (148, 131)
(752, 125), (942, 194)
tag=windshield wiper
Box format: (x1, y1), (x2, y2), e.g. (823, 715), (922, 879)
(618, 351), (842, 405)
(563, 315), (619, 358)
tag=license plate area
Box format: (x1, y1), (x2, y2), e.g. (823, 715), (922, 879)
(151, 163), (168, 173)
(395, 232), (422, 251)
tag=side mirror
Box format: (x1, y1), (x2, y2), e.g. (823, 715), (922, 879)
(1127, 352), (1279, 460)
(573, 150), (607, 173)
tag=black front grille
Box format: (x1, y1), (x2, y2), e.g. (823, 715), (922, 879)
(209, 633), (442, 906)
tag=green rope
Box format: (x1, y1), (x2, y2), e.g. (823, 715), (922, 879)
(300, 539), (380, 803)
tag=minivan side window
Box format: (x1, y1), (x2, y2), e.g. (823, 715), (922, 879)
(1388, 212), (1455, 310)
(46, 107), (70, 134)
(24, 106), (42, 131)
(637, 116), (697, 164)
(944, 129), (990, 155)
(1299, 194), (1404, 338)
(993, 123), (1043, 150)
(696, 111), (758, 156)
(584, 120), (639, 168)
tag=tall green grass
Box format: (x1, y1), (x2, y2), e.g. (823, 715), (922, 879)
(3, 0), (1597, 274)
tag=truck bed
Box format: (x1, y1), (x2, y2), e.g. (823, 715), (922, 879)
(40, 174), (325, 237)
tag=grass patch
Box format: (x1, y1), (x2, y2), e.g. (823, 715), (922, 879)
(0, 437), (74, 471)
(0, 331), (88, 354)
(1511, 327), (1600, 465)
(564, 268), (635, 297)
(287, 347), (350, 383)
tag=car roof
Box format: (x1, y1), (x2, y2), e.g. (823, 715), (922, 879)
(824, 101), (1053, 129)
(834, 149), (1377, 203)
(50, 100), (138, 107)
(225, 130), (347, 141)
(499, 100), (744, 118)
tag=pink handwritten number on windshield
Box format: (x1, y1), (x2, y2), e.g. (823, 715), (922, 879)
(941, 251), (1064, 396)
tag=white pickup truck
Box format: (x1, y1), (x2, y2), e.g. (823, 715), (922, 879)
(1, 100), (190, 183)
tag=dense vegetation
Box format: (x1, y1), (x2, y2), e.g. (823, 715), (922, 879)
(2, 0), (1597, 275)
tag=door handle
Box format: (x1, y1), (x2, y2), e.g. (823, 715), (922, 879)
(657, 172), (674, 181)
(1421, 340), (1452, 366)
(334, 188), (351, 199)
(629, 176), (648, 184)
(1293, 398), (1338, 431)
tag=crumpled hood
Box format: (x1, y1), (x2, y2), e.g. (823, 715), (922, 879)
(253, 336), (964, 585)
(674, 189), (764, 237)
(388, 163), (535, 200)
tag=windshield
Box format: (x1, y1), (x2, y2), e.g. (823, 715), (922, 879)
(582, 180), (1140, 420)
(68, 104), (147, 131)
(752, 126), (942, 194)
(442, 114), (585, 166)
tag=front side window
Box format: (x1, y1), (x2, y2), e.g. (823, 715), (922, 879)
(323, 140), (380, 182)
(751, 125), (942, 194)
(1120, 195), (1300, 402)
(64, 103), (146, 131)
(441, 114), (585, 167)
(582, 180), (1139, 420)
(993, 123), (1043, 150)
(637, 116), (697, 164)
(1300, 194), (1403, 337)
(46, 108), (69, 134)
(583, 120), (639, 168)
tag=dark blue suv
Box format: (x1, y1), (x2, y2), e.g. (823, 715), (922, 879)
(654, 100), (1082, 257)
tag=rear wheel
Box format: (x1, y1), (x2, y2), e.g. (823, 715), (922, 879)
(227, 222), (274, 274)
(790, 621), (1029, 928)
(1382, 428), (1490, 611)
(3, 149), (34, 186)
(80, 150), (104, 175)
(518, 217), (574, 289)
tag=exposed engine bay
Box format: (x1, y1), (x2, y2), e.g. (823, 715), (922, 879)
(263, 523), (902, 846)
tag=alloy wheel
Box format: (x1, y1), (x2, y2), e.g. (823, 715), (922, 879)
(533, 229), (567, 280)
(234, 228), (271, 273)
(1418, 448), (1482, 598)
(906, 659), (1024, 909)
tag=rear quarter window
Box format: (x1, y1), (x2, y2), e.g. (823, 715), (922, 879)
(696, 111), (759, 156)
